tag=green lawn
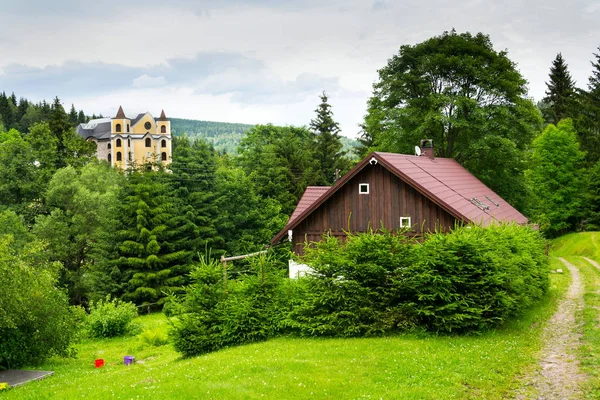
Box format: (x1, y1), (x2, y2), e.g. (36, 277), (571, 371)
(11, 233), (600, 399)
(2, 283), (567, 399)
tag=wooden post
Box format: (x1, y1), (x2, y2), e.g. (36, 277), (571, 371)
(221, 255), (227, 292)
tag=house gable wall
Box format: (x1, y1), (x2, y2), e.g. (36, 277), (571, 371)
(291, 163), (456, 255)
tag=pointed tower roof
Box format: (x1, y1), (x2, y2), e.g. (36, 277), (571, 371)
(115, 105), (126, 119)
(158, 109), (167, 121)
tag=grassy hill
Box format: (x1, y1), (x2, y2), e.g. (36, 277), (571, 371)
(170, 118), (359, 155)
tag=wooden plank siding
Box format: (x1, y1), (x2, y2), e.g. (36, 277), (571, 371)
(291, 163), (456, 255)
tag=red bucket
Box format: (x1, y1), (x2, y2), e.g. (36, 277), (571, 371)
(95, 359), (104, 368)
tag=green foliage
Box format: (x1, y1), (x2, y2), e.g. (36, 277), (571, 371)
(0, 237), (81, 369)
(363, 30), (542, 210)
(214, 165), (287, 255)
(526, 119), (586, 237)
(289, 230), (417, 337)
(576, 47), (600, 164)
(543, 53), (577, 125)
(170, 118), (254, 154)
(291, 224), (548, 335)
(237, 124), (321, 215)
(138, 326), (169, 347)
(171, 254), (297, 357)
(109, 169), (196, 308)
(310, 91), (350, 184)
(34, 162), (124, 304)
(406, 224), (549, 333)
(85, 297), (138, 338)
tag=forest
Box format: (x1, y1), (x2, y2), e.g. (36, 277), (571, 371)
(1, 30), (600, 368)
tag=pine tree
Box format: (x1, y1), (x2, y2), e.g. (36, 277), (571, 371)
(310, 91), (347, 185)
(576, 47), (600, 163)
(169, 136), (224, 256)
(112, 170), (196, 309)
(68, 104), (78, 126)
(77, 110), (86, 124)
(543, 53), (577, 124)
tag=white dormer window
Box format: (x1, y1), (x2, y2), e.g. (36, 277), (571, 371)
(400, 217), (411, 228)
(359, 183), (369, 194)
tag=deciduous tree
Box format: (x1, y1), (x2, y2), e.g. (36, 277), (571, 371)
(363, 30), (542, 209)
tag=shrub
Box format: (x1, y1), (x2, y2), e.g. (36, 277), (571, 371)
(171, 254), (299, 357)
(138, 327), (169, 347)
(290, 224), (549, 335)
(86, 297), (138, 338)
(288, 230), (417, 337)
(405, 224), (549, 333)
(0, 237), (81, 369)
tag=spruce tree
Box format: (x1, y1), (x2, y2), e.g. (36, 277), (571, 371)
(68, 104), (78, 126)
(113, 169), (196, 309)
(169, 136), (224, 256)
(310, 91), (347, 185)
(543, 53), (577, 124)
(576, 47), (600, 163)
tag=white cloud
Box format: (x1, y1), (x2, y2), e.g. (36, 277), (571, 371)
(132, 75), (167, 89)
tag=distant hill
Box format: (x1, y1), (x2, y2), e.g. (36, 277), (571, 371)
(170, 118), (359, 155)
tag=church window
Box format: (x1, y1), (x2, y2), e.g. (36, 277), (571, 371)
(116, 139), (122, 147)
(145, 138), (152, 147)
(161, 152), (167, 161)
(127, 124), (130, 132)
(107, 143), (111, 149)
(116, 123), (121, 133)
(116, 152), (122, 161)
(161, 125), (166, 133)
(161, 139), (166, 147)
(108, 154), (111, 163)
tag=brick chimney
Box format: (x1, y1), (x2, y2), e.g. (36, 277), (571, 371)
(419, 139), (434, 160)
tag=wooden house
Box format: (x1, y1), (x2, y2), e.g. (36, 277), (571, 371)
(271, 142), (528, 258)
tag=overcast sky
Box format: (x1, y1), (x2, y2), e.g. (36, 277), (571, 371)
(0, 0), (598, 137)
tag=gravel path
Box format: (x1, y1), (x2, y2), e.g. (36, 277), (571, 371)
(516, 258), (585, 399)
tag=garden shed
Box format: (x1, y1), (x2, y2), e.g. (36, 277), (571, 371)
(271, 143), (528, 257)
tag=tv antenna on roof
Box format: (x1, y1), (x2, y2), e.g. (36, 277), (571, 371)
(414, 146), (422, 156)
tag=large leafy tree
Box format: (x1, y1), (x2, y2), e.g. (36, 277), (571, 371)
(526, 119), (586, 237)
(34, 162), (124, 304)
(543, 53), (577, 125)
(310, 91), (348, 184)
(363, 30), (542, 209)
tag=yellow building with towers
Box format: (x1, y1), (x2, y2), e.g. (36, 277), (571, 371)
(76, 106), (172, 169)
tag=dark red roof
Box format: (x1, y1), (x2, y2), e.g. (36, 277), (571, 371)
(271, 152), (528, 244)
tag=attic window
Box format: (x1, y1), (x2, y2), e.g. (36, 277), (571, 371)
(359, 183), (369, 194)
(485, 196), (500, 207)
(470, 197), (490, 211)
(400, 217), (412, 228)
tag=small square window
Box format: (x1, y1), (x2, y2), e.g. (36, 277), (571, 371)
(400, 217), (411, 228)
(359, 183), (369, 194)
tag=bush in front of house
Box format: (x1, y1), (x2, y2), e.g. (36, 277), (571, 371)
(287, 230), (418, 337)
(0, 237), (83, 369)
(289, 224), (549, 335)
(86, 297), (138, 338)
(404, 224), (549, 333)
(171, 254), (300, 357)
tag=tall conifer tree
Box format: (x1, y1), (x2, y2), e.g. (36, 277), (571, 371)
(577, 47), (600, 163)
(310, 91), (347, 185)
(543, 53), (576, 124)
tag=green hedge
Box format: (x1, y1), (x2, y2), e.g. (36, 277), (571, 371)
(291, 224), (549, 335)
(170, 224), (549, 357)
